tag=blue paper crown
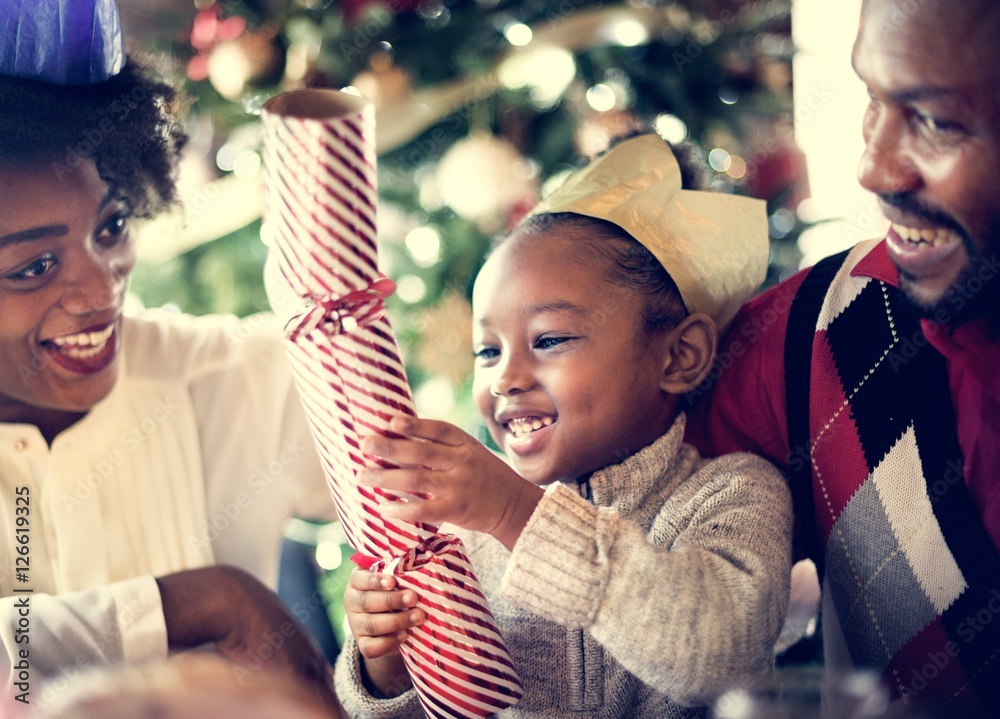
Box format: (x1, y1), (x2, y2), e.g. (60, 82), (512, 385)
(0, 0), (125, 85)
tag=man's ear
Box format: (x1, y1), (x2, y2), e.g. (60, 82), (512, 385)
(660, 313), (718, 394)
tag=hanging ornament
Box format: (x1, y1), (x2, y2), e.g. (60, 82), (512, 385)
(756, 55), (793, 95)
(743, 115), (809, 207)
(351, 50), (412, 110)
(436, 132), (538, 231)
(208, 26), (284, 101)
(341, 0), (422, 24)
(574, 109), (648, 159)
(186, 5), (246, 82)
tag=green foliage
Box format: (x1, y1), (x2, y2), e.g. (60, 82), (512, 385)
(133, 220), (271, 316)
(127, 0), (809, 651)
(131, 0), (806, 413)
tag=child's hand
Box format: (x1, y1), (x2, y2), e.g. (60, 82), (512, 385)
(343, 570), (423, 698)
(359, 415), (544, 550)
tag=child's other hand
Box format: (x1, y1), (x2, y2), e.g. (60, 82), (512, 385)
(343, 570), (423, 698)
(359, 415), (544, 550)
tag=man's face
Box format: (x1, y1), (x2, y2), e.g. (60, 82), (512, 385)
(0, 160), (134, 423)
(854, 0), (1000, 323)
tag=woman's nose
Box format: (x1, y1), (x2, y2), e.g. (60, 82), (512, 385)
(59, 251), (127, 316)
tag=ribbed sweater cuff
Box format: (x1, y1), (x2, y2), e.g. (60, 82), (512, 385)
(333, 634), (420, 719)
(500, 482), (607, 628)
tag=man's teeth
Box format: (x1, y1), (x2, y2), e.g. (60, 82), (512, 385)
(892, 223), (959, 247)
(507, 416), (554, 437)
(50, 325), (114, 358)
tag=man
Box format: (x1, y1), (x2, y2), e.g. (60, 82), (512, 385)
(687, 0), (1000, 712)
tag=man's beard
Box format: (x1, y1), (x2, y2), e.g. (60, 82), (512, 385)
(898, 245), (1000, 332)
(882, 193), (1000, 331)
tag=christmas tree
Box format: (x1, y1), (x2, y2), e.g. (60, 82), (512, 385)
(120, 0), (811, 651)
(128, 0), (807, 430)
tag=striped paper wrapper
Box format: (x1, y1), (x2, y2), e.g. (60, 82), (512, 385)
(261, 89), (522, 718)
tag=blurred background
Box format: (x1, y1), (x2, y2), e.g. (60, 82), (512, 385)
(116, 0), (881, 664)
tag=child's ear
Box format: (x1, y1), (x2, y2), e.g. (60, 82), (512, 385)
(659, 313), (718, 394)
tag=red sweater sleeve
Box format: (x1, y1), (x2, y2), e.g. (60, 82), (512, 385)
(684, 270), (811, 472)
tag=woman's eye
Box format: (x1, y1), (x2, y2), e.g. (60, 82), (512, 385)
(98, 212), (129, 243)
(6, 254), (57, 282)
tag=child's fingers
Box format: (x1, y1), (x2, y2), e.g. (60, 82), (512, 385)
(356, 631), (409, 659)
(361, 435), (455, 469)
(387, 415), (466, 445)
(349, 569), (396, 592)
(359, 467), (436, 495)
(344, 575), (419, 614)
(377, 496), (456, 527)
(344, 587), (418, 614)
(347, 607), (425, 643)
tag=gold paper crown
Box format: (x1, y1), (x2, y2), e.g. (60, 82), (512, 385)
(528, 133), (768, 332)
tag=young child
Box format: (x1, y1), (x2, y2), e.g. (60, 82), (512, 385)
(333, 133), (793, 718)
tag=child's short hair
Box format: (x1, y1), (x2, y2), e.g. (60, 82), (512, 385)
(515, 212), (689, 335)
(502, 138), (709, 336)
(0, 54), (187, 218)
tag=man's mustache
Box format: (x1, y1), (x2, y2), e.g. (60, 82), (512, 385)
(880, 192), (966, 238)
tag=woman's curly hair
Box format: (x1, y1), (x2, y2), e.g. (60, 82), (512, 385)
(0, 54), (187, 218)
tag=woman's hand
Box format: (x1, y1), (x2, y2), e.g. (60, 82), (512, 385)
(155, 566), (337, 710)
(359, 415), (543, 551)
(38, 653), (347, 719)
(343, 570), (424, 698)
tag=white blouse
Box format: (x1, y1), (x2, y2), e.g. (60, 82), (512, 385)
(0, 309), (333, 690)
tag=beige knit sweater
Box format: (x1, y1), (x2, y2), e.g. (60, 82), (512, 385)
(334, 413), (793, 718)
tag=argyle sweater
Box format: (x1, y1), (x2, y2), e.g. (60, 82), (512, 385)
(785, 243), (1000, 712)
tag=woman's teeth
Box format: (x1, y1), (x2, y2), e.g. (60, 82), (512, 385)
(49, 325), (114, 359)
(892, 223), (959, 247)
(507, 416), (554, 437)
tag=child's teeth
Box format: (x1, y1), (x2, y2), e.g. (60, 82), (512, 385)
(508, 416), (554, 436)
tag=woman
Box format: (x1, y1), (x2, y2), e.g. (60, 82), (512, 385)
(0, 0), (337, 707)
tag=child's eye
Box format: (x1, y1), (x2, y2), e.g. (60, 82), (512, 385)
(534, 335), (574, 350)
(5, 253), (58, 283)
(473, 346), (500, 361)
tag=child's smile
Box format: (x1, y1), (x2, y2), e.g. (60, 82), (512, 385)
(501, 413), (557, 458)
(505, 415), (555, 438)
